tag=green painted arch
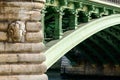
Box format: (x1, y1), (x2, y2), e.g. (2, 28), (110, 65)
(44, 14), (120, 69)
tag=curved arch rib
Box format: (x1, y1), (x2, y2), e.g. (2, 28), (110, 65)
(44, 14), (120, 69)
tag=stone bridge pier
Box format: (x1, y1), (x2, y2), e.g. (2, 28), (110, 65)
(0, 0), (47, 80)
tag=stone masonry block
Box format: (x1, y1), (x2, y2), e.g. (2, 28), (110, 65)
(0, 65), (11, 74)
(0, 11), (41, 21)
(30, 11), (41, 21)
(0, 64), (47, 75)
(0, 54), (18, 63)
(0, 2), (44, 10)
(5, 43), (45, 53)
(32, 42), (45, 52)
(18, 53), (46, 63)
(11, 63), (47, 74)
(0, 43), (5, 52)
(0, 13), (29, 21)
(0, 53), (45, 63)
(0, 74), (48, 80)
(26, 22), (42, 32)
(0, 22), (8, 31)
(0, 32), (7, 41)
(26, 31), (43, 42)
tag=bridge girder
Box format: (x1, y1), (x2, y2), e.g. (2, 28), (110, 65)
(44, 14), (120, 69)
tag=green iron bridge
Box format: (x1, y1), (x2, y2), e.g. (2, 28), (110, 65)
(42, 0), (120, 75)
(1, 0), (120, 80)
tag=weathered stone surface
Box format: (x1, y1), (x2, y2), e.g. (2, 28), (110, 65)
(0, 65), (11, 74)
(0, 43), (5, 52)
(30, 11), (41, 21)
(0, 2), (44, 9)
(11, 63), (47, 74)
(0, 1), (47, 79)
(26, 22), (42, 32)
(0, 13), (29, 21)
(0, 32), (7, 41)
(18, 53), (46, 63)
(32, 43), (45, 52)
(0, 7), (42, 15)
(8, 21), (26, 43)
(0, 74), (48, 80)
(5, 43), (45, 53)
(0, 7), (29, 14)
(26, 31), (43, 42)
(115, 65), (120, 75)
(103, 64), (120, 76)
(0, 63), (47, 74)
(0, 53), (45, 63)
(0, 22), (8, 31)
(0, 11), (41, 21)
(103, 64), (113, 75)
(0, 54), (17, 63)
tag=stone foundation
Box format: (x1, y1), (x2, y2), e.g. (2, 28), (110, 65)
(0, 0), (47, 80)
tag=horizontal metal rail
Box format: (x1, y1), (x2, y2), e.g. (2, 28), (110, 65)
(101, 0), (120, 4)
(67, 0), (120, 11)
(44, 14), (120, 69)
(90, 0), (120, 8)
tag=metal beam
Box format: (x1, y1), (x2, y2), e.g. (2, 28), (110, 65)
(44, 14), (120, 69)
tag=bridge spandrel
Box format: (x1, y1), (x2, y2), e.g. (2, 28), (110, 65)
(0, 0), (48, 80)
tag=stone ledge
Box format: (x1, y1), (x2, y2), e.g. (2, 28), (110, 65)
(0, 2), (44, 9)
(0, 11), (41, 21)
(4, 43), (45, 53)
(0, 74), (48, 80)
(0, 63), (47, 75)
(0, 7), (42, 14)
(0, 53), (45, 63)
(18, 53), (46, 63)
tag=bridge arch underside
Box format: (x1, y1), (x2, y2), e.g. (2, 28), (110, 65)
(45, 14), (120, 69)
(66, 24), (120, 66)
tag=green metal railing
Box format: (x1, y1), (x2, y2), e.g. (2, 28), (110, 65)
(101, 0), (120, 5)
(42, 0), (120, 41)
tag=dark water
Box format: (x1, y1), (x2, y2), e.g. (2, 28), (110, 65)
(47, 70), (120, 80)
(47, 70), (62, 80)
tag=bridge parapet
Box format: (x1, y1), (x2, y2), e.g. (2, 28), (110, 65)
(101, 0), (120, 5)
(43, 0), (120, 41)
